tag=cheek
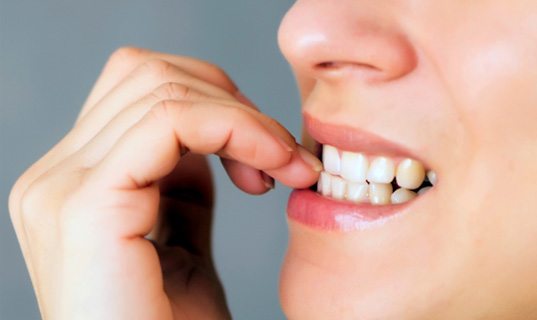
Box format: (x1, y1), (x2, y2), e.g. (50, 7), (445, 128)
(437, 13), (537, 304)
(437, 3), (537, 159)
(460, 39), (537, 145)
(450, 33), (537, 210)
(421, 2), (537, 165)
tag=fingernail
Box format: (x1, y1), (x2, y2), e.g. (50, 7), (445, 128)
(297, 145), (323, 172)
(261, 171), (275, 190)
(235, 91), (258, 110)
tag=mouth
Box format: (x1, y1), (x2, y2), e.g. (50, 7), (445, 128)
(287, 113), (438, 232)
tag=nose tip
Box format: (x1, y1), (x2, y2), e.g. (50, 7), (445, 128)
(278, 2), (417, 83)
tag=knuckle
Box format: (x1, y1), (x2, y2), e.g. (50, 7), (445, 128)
(243, 139), (262, 163)
(205, 62), (227, 78)
(107, 46), (147, 68)
(150, 100), (192, 121)
(225, 108), (268, 162)
(203, 62), (237, 91)
(149, 100), (180, 123)
(141, 59), (176, 82)
(14, 166), (86, 234)
(156, 82), (193, 100)
(149, 100), (175, 119)
(228, 105), (251, 123)
(8, 176), (28, 225)
(261, 114), (278, 127)
(17, 176), (55, 231)
(8, 163), (47, 220)
(262, 115), (286, 133)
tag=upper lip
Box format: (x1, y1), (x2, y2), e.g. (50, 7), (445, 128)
(303, 112), (428, 165)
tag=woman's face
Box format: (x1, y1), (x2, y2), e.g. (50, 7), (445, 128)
(278, 1), (537, 318)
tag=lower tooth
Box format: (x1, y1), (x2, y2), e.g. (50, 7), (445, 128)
(418, 186), (432, 195)
(331, 176), (346, 200)
(391, 188), (417, 204)
(318, 170), (433, 205)
(319, 172), (332, 197)
(369, 183), (393, 205)
(346, 182), (369, 203)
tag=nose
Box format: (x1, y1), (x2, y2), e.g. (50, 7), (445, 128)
(278, 1), (417, 83)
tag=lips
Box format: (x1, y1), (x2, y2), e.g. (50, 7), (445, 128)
(287, 113), (436, 232)
(303, 113), (421, 159)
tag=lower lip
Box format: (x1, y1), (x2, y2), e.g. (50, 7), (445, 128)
(287, 189), (411, 232)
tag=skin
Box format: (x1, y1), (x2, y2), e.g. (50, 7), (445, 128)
(278, 0), (537, 319)
(8, 0), (537, 319)
(9, 48), (321, 319)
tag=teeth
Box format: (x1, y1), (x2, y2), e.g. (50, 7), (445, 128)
(427, 170), (438, 186)
(418, 186), (432, 195)
(318, 171), (332, 197)
(317, 145), (435, 206)
(369, 183), (393, 205)
(391, 188), (417, 204)
(346, 182), (369, 203)
(367, 157), (395, 184)
(340, 151), (368, 183)
(396, 158), (426, 189)
(323, 145), (341, 175)
(331, 176), (346, 200)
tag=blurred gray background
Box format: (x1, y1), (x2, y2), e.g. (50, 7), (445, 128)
(0, 1), (301, 319)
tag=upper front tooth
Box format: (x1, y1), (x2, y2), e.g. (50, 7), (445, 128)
(341, 151), (368, 183)
(323, 145), (341, 175)
(367, 157), (395, 184)
(396, 158), (425, 189)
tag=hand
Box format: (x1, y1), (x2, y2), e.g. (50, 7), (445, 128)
(9, 47), (321, 319)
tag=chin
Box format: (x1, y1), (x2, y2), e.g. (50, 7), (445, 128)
(279, 220), (467, 320)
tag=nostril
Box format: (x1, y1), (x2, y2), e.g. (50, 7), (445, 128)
(316, 61), (380, 71)
(314, 60), (385, 80)
(316, 61), (338, 69)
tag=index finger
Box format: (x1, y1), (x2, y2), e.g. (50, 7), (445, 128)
(87, 100), (307, 192)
